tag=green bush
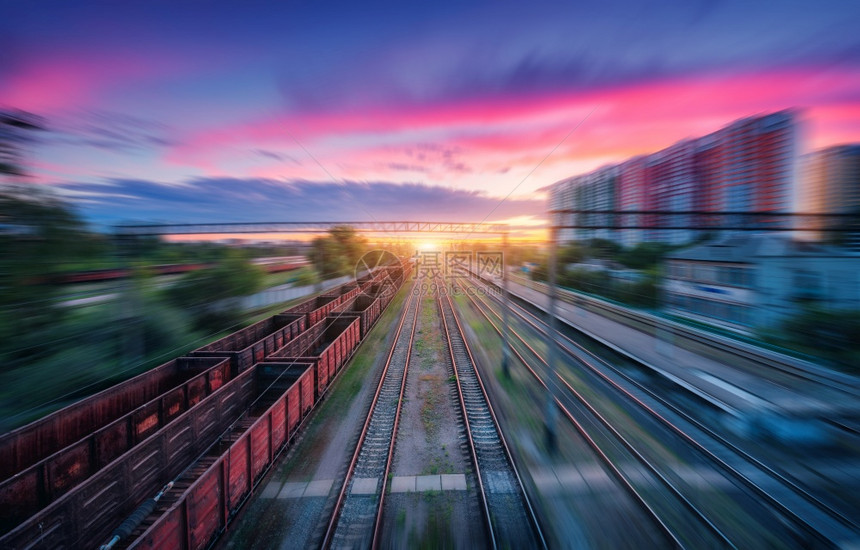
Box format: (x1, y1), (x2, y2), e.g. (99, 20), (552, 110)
(166, 251), (264, 331)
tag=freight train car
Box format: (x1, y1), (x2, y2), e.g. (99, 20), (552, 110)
(374, 261), (411, 294)
(0, 356), (230, 485)
(0, 357), (268, 549)
(0, 357), (232, 535)
(52, 259), (306, 285)
(266, 316), (361, 400)
(322, 282), (360, 305)
(380, 264), (406, 286)
(367, 282), (396, 309)
(282, 294), (343, 326)
(336, 294), (383, 338)
(356, 272), (375, 291)
(190, 313), (305, 374)
(118, 362), (315, 550)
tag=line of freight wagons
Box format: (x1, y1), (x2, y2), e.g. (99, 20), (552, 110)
(0, 262), (411, 549)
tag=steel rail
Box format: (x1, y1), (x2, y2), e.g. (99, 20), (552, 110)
(469, 274), (857, 546)
(462, 278), (737, 547)
(450, 281), (682, 548)
(499, 278), (860, 535)
(321, 287), (420, 549)
(441, 284), (549, 550)
(369, 294), (419, 549)
(437, 286), (498, 550)
(506, 272), (860, 399)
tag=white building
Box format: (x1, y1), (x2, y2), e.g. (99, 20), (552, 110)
(548, 165), (617, 243)
(546, 111), (797, 246)
(664, 234), (860, 333)
(799, 144), (860, 247)
(548, 177), (577, 242)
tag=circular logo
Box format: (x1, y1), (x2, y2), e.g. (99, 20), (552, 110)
(354, 249), (401, 299)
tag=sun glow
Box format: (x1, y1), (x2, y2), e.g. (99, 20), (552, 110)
(417, 241), (440, 251)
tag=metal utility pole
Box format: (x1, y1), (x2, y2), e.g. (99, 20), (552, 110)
(113, 231), (142, 368)
(655, 269), (674, 357)
(315, 244), (324, 293)
(501, 230), (511, 379)
(544, 226), (561, 453)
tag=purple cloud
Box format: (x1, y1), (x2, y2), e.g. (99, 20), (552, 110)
(54, 178), (544, 229)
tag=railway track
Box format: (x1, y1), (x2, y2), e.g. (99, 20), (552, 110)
(324, 283), (547, 548)
(437, 285), (547, 550)
(506, 273), (860, 400)
(459, 275), (860, 548)
(323, 288), (421, 548)
(480, 276), (860, 535)
(828, 419), (860, 438)
(453, 279), (699, 547)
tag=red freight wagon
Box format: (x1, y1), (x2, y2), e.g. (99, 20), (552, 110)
(0, 358), (231, 535)
(339, 294), (383, 337)
(191, 313), (305, 374)
(379, 264), (406, 286)
(122, 362), (315, 550)
(0, 360), (263, 549)
(282, 294), (341, 326)
(0, 357), (229, 484)
(187, 468), (222, 550)
(365, 282), (396, 309)
(323, 282), (360, 305)
(266, 315), (360, 400)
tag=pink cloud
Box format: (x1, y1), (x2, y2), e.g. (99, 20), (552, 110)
(442, 68), (860, 165)
(162, 66), (860, 189)
(1, 50), (191, 115)
(806, 103), (860, 149)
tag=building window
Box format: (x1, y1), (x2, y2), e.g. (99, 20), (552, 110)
(745, 269), (755, 288)
(793, 270), (821, 299)
(729, 266), (753, 287)
(694, 264), (711, 282)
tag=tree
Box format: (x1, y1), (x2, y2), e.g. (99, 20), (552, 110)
(585, 238), (622, 259)
(617, 242), (672, 270)
(559, 243), (585, 265)
(530, 261), (548, 283)
(310, 225), (367, 279)
(506, 244), (541, 267)
(781, 308), (860, 354)
(165, 249), (265, 331)
(559, 267), (606, 294)
(290, 267), (319, 287)
(614, 277), (659, 308)
(0, 187), (95, 358)
(1, 110), (44, 177)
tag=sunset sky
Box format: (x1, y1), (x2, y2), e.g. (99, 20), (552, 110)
(2, 0), (860, 236)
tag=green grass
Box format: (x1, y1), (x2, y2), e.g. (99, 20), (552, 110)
(421, 454), (455, 476)
(408, 492), (455, 549)
(420, 391), (440, 439)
